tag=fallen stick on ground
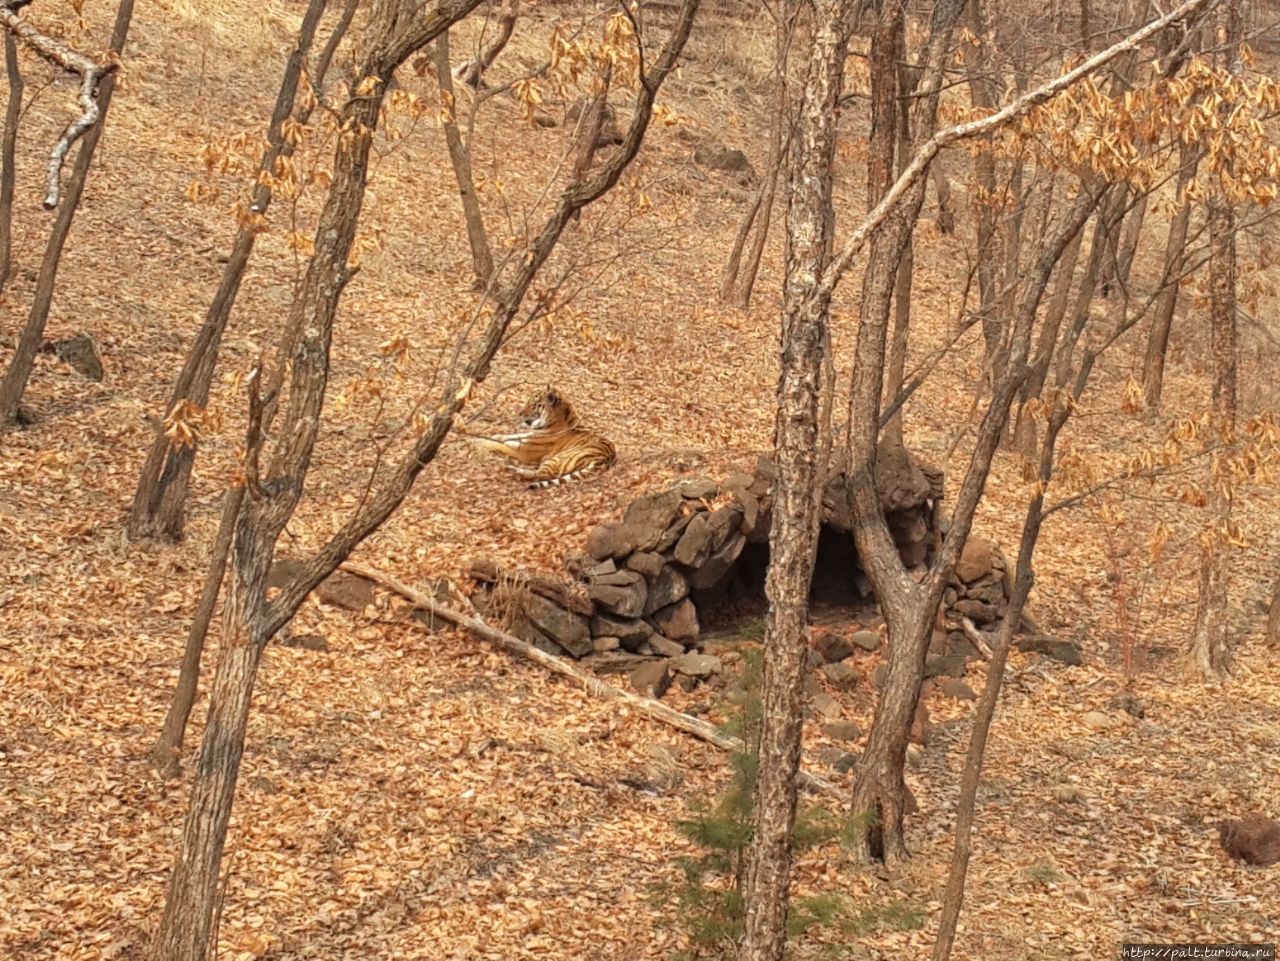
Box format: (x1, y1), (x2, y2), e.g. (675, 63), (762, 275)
(340, 560), (840, 796)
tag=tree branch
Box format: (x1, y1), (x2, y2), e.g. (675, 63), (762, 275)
(0, 0), (119, 208)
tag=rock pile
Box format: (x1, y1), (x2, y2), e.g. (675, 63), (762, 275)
(468, 447), (1021, 692)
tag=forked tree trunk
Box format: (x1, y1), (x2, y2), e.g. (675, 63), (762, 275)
(454, 0), (517, 88)
(127, 0), (333, 541)
(850, 185), (1098, 864)
(1143, 140), (1199, 412)
(0, 31), (22, 294)
(432, 29), (494, 287)
(721, 1), (794, 307)
(736, 2), (845, 957)
(0, 0), (134, 425)
(1190, 0), (1240, 680)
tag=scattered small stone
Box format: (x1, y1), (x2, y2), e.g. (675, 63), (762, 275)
(906, 743), (925, 769)
(1080, 710), (1118, 732)
(1108, 691), (1147, 719)
(670, 652), (722, 678)
(813, 630), (854, 663)
(936, 677), (977, 700)
(630, 660), (671, 698)
(849, 629), (881, 653)
(1017, 635), (1084, 666)
(821, 721), (861, 742)
(819, 661), (859, 690)
(279, 633), (328, 652)
(925, 653), (966, 679)
(832, 752), (859, 774)
(676, 674), (700, 693)
(676, 477), (718, 499)
(650, 635), (685, 658)
(808, 691), (842, 719)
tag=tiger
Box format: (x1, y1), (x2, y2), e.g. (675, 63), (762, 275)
(469, 386), (617, 489)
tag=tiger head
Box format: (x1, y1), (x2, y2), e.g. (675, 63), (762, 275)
(519, 386), (579, 431)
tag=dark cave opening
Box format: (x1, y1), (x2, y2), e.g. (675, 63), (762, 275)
(692, 526), (872, 635)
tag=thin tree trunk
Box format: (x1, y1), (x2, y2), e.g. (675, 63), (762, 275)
(722, 1), (794, 306)
(738, 0), (845, 953)
(455, 0), (517, 88)
(850, 185), (1098, 864)
(1143, 142), (1199, 411)
(1190, 0), (1240, 680)
(433, 29), (493, 287)
(962, 0), (1000, 376)
(126, 0), (335, 540)
(0, 31), (22, 294)
(150, 485), (246, 777)
(151, 604), (268, 961)
(1267, 572), (1280, 648)
(0, 0), (134, 425)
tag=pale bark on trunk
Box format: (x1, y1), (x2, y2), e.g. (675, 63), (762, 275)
(737, 1), (845, 954)
(1143, 141), (1199, 412)
(1190, 0), (1240, 680)
(0, 0), (134, 425)
(152, 1), (700, 956)
(0, 31), (21, 294)
(433, 29), (493, 287)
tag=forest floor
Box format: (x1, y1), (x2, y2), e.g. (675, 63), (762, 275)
(1, 1), (1278, 959)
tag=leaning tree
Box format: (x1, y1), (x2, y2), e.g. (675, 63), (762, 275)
(151, 0), (700, 958)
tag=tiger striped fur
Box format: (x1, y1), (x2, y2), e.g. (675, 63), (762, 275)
(470, 386), (616, 489)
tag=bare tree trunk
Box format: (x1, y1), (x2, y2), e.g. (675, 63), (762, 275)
(842, 0), (969, 865)
(737, 2), (845, 953)
(721, 1), (794, 306)
(126, 0), (337, 541)
(849, 185), (1098, 864)
(0, 31), (21, 294)
(0, 0), (134, 425)
(432, 29), (493, 287)
(1267, 572), (1280, 649)
(1143, 141), (1198, 412)
(152, 1), (700, 955)
(454, 0), (517, 88)
(930, 163), (955, 234)
(962, 0), (1000, 375)
(150, 485), (245, 777)
(1190, 0), (1240, 680)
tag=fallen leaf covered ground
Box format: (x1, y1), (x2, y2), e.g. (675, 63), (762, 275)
(1, 1), (1277, 959)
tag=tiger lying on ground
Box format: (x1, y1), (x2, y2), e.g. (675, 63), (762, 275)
(469, 386), (617, 488)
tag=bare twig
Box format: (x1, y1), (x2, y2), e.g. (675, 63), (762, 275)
(340, 561), (840, 796)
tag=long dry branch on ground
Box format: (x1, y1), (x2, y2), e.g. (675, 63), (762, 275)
(0, 0), (118, 208)
(339, 561), (840, 796)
